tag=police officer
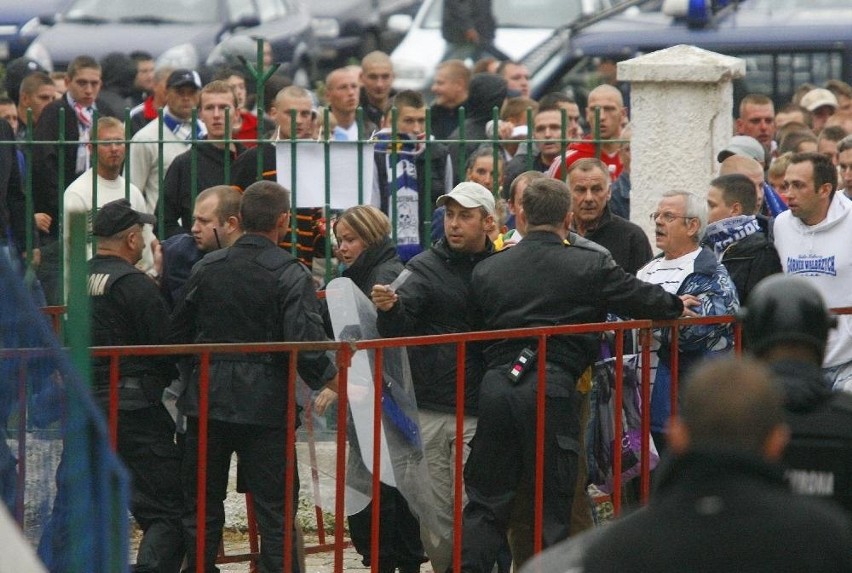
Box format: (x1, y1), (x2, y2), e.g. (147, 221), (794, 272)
(460, 178), (694, 572)
(169, 180), (338, 573)
(88, 198), (184, 572)
(742, 274), (852, 514)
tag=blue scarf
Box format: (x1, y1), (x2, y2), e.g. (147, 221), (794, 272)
(374, 129), (425, 261)
(704, 215), (761, 261)
(162, 109), (205, 140)
(762, 183), (788, 217)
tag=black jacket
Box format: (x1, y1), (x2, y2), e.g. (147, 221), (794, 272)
(31, 97), (80, 234)
(344, 237), (404, 297)
(31, 95), (116, 235)
(448, 73), (507, 184)
(322, 237), (404, 337)
(772, 359), (852, 514)
(502, 152), (548, 201)
(89, 254), (176, 408)
(441, 0), (495, 45)
(719, 230), (782, 304)
(431, 102), (465, 142)
(159, 233), (203, 310)
(470, 231), (682, 382)
(359, 87), (397, 130)
(0, 119), (31, 253)
(577, 450), (852, 573)
(376, 237), (492, 415)
(169, 233), (337, 426)
(158, 140), (244, 238)
(578, 206), (653, 276)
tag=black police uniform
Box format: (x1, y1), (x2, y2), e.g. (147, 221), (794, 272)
(169, 233), (337, 573)
(460, 230), (684, 573)
(772, 359), (852, 514)
(560, 450), (852, 573)
(89, 253), (184, 573)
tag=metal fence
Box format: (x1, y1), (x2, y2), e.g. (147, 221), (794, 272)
(8, 304), (744, 572)
(7, 100), (614, 303)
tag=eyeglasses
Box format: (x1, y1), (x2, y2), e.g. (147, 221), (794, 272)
(650, 211), (695, 223)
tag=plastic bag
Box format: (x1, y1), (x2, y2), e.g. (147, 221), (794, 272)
(587, 353), (659, 493)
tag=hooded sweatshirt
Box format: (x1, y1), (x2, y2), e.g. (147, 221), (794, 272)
(448, 73), (508, 184)
(774, 192), (852, 367)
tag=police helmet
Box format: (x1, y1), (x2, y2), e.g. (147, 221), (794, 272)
(739, 275), (837, 358)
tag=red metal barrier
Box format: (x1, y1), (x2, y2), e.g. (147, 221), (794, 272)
(15, 308), (849, 570)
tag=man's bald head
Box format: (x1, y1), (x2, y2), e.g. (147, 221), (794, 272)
(585, 84), (625, 142)
(361, 50), (391, 69)
(719, 155), (764, 182)
(719, 155), (765, 214)
(587, 83), (624, 107)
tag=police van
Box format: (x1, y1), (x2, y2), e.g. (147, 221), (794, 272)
(527, 0), (852, 108)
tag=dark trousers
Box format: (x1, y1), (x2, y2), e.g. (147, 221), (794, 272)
(35, 238), (60, 306)
(182, 417), (300, 573)
(0, 426), (15, 514)
(461, 365), (581, 573)
(348, 483), (426, 572)
(118, 405), (185, 573)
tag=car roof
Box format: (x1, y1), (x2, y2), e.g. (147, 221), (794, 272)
(530, 0), (852, 104)
(570, 1), (852, 57)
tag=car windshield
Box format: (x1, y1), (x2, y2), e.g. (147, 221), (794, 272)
(64, 0), (221, 24)
(422, 0), (585, 29)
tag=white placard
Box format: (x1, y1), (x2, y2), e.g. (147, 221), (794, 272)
(275, 140), (376, 209)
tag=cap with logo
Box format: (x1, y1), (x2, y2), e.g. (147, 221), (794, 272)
(92, 199), (157, 237)
(166, 69), (203, 90)
(436, 182), (496, 215)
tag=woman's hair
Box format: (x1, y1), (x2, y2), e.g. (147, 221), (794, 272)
(334, 205), (391, 248)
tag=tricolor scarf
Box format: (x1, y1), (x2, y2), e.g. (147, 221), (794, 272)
(374, 129), (425, 261)
(704, 214), (761, 261)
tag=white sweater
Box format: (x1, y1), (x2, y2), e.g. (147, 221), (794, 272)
(774, 192), (852, 367)
(63, 169), (154, 289)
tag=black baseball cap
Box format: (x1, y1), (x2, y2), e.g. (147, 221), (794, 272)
(4, 57), (47, 105)
(92, 199), (157, 237)
(166, 69), (202, 90)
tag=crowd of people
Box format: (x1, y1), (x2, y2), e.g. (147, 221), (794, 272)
(1, 7), (852, 571)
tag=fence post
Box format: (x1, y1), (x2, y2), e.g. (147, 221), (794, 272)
(617, 45), (746, 243)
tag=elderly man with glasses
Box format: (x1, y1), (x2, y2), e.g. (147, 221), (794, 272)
(637, 190), (740, 452)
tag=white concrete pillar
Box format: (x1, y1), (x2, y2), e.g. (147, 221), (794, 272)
(617, 44), (745, 243)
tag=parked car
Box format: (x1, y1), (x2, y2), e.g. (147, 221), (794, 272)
(309, 0), (422, 69)
(389, 0), (617, 92)
(0, 0), (67, 63)
(24, 0), (318, 84)
(528, 0), (852, 107)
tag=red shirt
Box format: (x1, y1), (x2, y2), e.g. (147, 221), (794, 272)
(233, 111), (258, 148)
(547, 139), (623, 182)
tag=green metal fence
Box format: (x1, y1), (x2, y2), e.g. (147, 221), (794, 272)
(8, 78), (619, 306)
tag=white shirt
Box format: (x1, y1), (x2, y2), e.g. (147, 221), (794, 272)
(63, 169), (154, 298)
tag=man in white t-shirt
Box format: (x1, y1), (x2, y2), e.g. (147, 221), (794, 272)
(636, 191), (739, 449)
(64, 117), (155, 292)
